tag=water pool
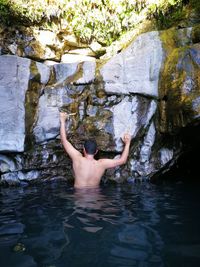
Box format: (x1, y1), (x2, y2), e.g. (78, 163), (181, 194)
(0, 181), (200, 267)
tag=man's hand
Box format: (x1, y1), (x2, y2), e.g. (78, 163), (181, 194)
(122, 133), (131, 144)
(59, 112), (68, 123)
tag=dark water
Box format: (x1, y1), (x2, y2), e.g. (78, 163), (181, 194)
(0, 181), (200, 267)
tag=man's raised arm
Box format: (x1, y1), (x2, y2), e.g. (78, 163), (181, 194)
(59, 112), (81, 160)
(99, 133), (131, 169)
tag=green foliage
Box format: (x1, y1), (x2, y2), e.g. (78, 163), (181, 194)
(190, 0), (200, 13)
(0, 0), (10, 24)
(0, 0), (193, 46)
(147, 0), (186, 28)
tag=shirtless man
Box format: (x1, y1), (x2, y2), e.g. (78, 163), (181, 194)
(60, 112), (131, 188)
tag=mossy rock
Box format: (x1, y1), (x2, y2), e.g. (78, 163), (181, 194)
(191, 24), (200, 44)
(13, 243), (26, 252)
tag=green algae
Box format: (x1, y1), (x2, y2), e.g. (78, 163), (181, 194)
(25, 61), (42, 150)
(158, 29), (200, 134)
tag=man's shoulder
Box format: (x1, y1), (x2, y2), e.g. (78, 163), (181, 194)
(97, 158), (111, 164)
(72, 153), (83, 162)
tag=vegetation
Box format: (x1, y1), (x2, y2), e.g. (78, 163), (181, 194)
(0, 0), (197, 46)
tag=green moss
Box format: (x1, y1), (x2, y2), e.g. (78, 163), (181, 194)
(191, 24), (200, 43)
(25, 61), (42, 149)
(0, 0), (195, 47)
(160, 28), (178, 54)
(158, 31), (199, 134)
(190, 0), (200, 13)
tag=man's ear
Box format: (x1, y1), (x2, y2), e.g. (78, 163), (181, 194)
(95, 149), (98, 155)
(83, 147), (86, 155)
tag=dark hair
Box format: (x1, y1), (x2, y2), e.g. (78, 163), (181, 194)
(84, 139), (97, 155)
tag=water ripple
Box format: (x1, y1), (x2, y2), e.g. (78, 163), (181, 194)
(0, 182), (200, 267)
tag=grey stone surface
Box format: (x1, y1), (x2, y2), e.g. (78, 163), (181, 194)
(112, 96), (157, 151)
(112, 97), (138, 151)
(53, 61), (96, 85)
(159, 148), (173, 166)
(75, 61), (96, 84)
(0, 55), (31, 152)
(54, 63), (78, 84)
(100, 31), (163, 97)
(36, 62), (51, 84)
(140, 122), (156, 163)
(1, 170), (40, 184)
(1, 26), (200, 184)
(33, 93), (60, 143)
(0, 155), (17, 173)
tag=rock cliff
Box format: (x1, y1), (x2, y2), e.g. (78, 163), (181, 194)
(0, 24), (200, 185)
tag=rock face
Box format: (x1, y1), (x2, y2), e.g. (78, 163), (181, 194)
(100, 31), (163, 97)
(0, 56), (30, 152)
(1, 25), (200, 185)
(0, 27), (103, 62)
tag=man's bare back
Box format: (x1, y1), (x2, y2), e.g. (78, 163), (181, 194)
(73, 157), (106, 188)
(59, 112), (131, 189)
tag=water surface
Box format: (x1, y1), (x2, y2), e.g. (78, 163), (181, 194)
(0, 181), (200, 267)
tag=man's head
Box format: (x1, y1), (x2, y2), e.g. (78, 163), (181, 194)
(83, 139), (97, 155)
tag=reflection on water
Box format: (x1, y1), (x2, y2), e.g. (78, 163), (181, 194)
(0, 181), (200, 267)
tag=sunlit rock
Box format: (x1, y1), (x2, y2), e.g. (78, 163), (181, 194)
(0, 55), (30, 152)
(59, 32), (88, 48)
(61, 54), (96, 63)
(54, 63), (79, 84)
(8, 43), (18, 54)
(68, 48), (96, 57)
(33, 92), (60, 143)
(89, 41), (106, 57)
(113, 97), (138, 150)
(24, 41), (58, 61)
(53, 61), (96, 85)
(36, 62), (51, 84)
(100, 31), (163, 97)
(36, 30), (59, 47)
(75, 61), (96, 84)
(113, 96), (157, 151)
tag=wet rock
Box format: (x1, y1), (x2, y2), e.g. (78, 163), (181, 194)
(159, 41), (200, 133)
(140, 122), (156, 163)
(159, 148), (173, 166)
(13, 243), (26, 252)
(191, 24), (200, 44)
(0, 155), (22, 173)
(1, 170), (40, 184)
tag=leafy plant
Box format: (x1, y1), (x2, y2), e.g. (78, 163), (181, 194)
(0, 0), (194, 46)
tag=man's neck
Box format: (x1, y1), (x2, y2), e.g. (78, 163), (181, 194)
(85, 154), (95, 160)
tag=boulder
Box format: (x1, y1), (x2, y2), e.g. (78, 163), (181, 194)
(100, 31), (163, 97)
(0, 55), (30, 152)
